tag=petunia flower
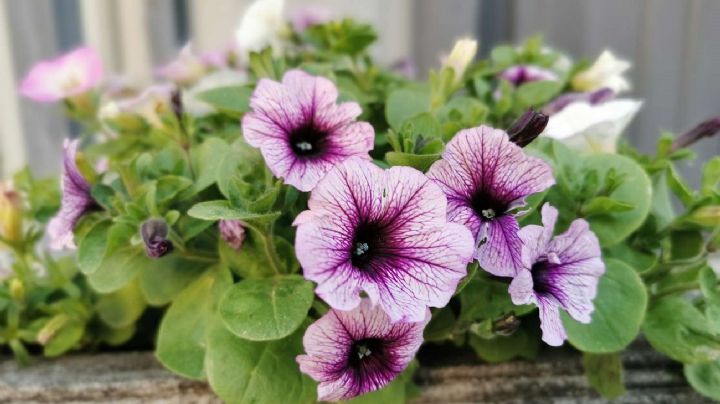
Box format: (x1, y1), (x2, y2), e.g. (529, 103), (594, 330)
(47, 140), (97, 250)
(109, 84), (175, 129)
(235, 0), (286, 54)
(156, 44), (209, 86)
(508, 203), (605, 346)
(20, 47), (103, 102)
(242, 69), (374, 192)
(542, 87), (614, 115)
(572, 50), (631, 94)
(294, 158), (474, 322)
(498, 65), (559, 87)
(541, 98), (642, 153)
(427, 126), (555, 277)
(297, 298), (429, 401)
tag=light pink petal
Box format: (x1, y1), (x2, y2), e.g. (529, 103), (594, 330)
(508, 269), (535, 306)
(20, 47), (103, 102)
(537, 296), (567, 346)
(476, 215), (523, 277)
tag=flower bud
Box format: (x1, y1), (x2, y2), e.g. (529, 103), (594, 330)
(219, 220), (246, 250)
(492, 312), (520, 336)
(508, 109), (549, 147)
(0, 182), (23, 243)
(141, 219), (173, 259)
(37, 314), (69, 345)
(571, 50), (630, 93)
(443, 38), (478, 84)
(10, 278), (25, 304)
(671, 117), (720, 152)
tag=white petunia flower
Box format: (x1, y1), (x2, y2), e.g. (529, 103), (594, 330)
(541, 99), (642, 153)
(235, 0), (286, 54)
(572, 50), (631, 94)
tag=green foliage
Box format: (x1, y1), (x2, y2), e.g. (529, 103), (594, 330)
(583, 352), (626, 399)
(562, 259), (647, 353)
(218, 275), (314, 341)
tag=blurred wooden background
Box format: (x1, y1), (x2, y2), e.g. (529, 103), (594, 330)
(1, 0), (718, 180)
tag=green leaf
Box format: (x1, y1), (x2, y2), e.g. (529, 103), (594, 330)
(155, 175), (193, 204)
(583, 352), (626, 399)
(138, 255), (207, 306)
(684, 360), (720, 401)
(562, 259), (647, 353)
(582, 155), (652, 246)
(702, 157), (720, 196)
(468, 327), (538, 363)
(156, 265), (232, 379)
(643, 296), (720, 364)
(77, 220), (113, 275)
(604, 243), (657, 274)
(205, 317), (316, 404)
(196, 85), (252, 115)
(581, 196), (634, 216)
(516, 80), (564, 107)
(219, 275), (314, 341)
(385, 87), (431, 131)
(43, 319), (84, 357)
(188, 200), (281, 226)
(424, 307), (457, 342)
(459, 276), (534, 323)
(219, 228), (276, 279)
(96, 279), (146, 329)
(670, 230), (705, 261)
(384, 152), (440, 172)
(87, 247), (150, 293)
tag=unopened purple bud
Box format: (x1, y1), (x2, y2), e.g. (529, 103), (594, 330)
(141, 219), (173, 259)
(170, 89), (184, 122)
(219, 220), (246, 250)
(507, 109), (549, 147)
(671, 116), (720, 152)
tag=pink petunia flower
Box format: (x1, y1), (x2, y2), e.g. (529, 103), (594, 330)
(427, 125), (555, 277)
(20, 47), (103, 102)
(156, 44), (208, 86)
(297, 299), (429, 401)
(508, 203), (605, 346)
(294, 158), (474, 322)
(47, 140), (97, 250)
(242, 69), (374, 192)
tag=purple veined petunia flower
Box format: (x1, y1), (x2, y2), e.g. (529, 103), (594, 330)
(47, 140), (97, 250)
(297, 298), (430, 401)
(499, 64), (559, 87)
(426, 126), (555, 277)
(242, 69), (374, 192)
(508, 203), (605, 346)
(294, 158), (474, 322)
(20, 46), (103, 102)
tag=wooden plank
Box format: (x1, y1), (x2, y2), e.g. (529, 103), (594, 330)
(0, 0), (26, 177)
(116, 0), (153, 83)
(79, 0), (120, 71)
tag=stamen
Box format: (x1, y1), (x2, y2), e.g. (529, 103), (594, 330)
(355, 242), (369, 256)
(481, 208), (496, 219)
(357, 344), (372, 359)
(295, 141), (313, 151)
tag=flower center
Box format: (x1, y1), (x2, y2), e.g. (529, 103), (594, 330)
(350, 221), (386, 271)
(289, 123), (328, 157)
(349, 338), (384, 368)
(530, 259), (565, 303)
(470, 188), (508, 221)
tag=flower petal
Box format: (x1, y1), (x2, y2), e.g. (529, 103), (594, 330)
(537, 296), (567, 346)
(476, 215), (523, 277)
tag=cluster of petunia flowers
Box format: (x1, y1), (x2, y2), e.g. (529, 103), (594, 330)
(244, 70), (606, 400)
(25, 49), (606, 401)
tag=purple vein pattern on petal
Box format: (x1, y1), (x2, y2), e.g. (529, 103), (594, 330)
(47, 139), (95, 250)
(296, 299), (429, 401)
(295, 158), (474, 323)
(509, 203), (605, 346)
(427, 125), (555, 277)
(241, 69), (374, 192)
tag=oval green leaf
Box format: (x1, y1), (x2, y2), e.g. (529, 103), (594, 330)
(562, 259), (647, 353)
(684, 361), (720, 401)
(219, 275), (314, 341)
(582, 154), (652, 246)
(205, 317), (316, 404)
